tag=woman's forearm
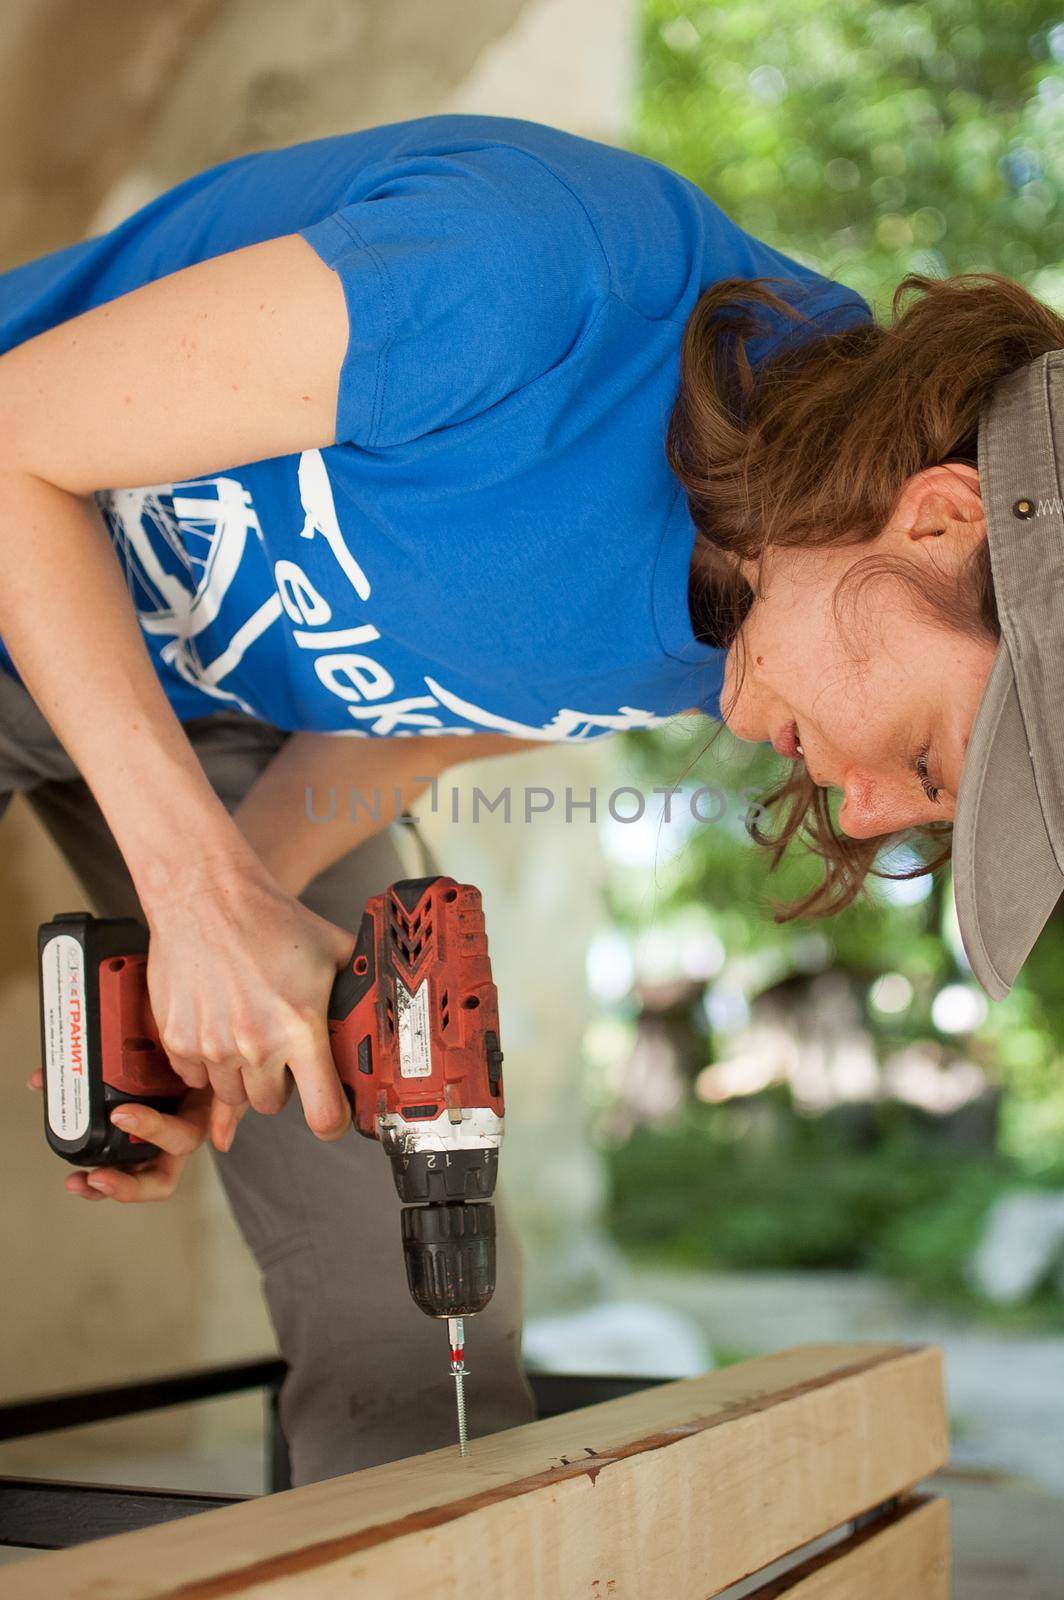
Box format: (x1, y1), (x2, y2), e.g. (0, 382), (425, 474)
(234, 730), (530, 897)
(233, 732), (430, 896)
(0, 471), (260, 911)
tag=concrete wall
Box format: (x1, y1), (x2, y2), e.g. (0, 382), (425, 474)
(0, 0), (636, 1418)
(0, 0), (633, 270)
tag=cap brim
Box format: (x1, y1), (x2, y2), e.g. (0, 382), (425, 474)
(952, 641), (1064, 999)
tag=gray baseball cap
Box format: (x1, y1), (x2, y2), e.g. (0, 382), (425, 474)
(953, 348), (1064, 999)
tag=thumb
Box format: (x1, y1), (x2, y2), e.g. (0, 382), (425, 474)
(27, 1068), (43, 1092)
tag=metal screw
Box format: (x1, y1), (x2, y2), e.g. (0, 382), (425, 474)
(447, 1316), (469, 1458)
(453, 1367), (469, 1457)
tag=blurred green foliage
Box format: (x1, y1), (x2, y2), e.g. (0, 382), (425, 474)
(609, 1103), (1064, 1327)
(637, 0), (1064, 311)
(614, 722), (1064, 1174)
(596, 2), (1064, 1317)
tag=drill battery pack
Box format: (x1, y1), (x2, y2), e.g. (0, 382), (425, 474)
(37, 912), (180, 1167)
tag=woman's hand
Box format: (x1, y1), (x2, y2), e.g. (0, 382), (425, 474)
(29, 1073), (246, 1203)
(143, 857), (356, 1138)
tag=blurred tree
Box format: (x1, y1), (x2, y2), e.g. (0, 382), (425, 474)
(595, 3), (1064, 1284)
(638, 0), (1064, 309)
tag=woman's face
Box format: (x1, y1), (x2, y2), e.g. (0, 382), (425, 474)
(719, 464), (998, 836)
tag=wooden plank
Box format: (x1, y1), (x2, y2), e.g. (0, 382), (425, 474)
(738, 1495), (950, 1598)
(5, 1343), (948, 1600)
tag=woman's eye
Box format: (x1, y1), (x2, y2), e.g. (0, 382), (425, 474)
(916, 747), (941, 804)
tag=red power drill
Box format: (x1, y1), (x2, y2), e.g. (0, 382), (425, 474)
(37, 876), (505, 1453)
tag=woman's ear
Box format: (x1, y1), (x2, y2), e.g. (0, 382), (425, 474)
(887, 464), (985, 563)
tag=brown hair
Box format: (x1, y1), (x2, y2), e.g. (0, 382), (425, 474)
(668, 270), (1064, 920)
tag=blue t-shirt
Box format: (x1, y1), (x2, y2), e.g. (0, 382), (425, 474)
(0, 116), (872, 741)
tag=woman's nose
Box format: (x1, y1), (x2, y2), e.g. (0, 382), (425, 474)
(837, 770), (924, 839)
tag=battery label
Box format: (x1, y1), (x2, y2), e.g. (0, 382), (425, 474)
(395, 978), (432, 1079)
(41, 934), (90, 1141)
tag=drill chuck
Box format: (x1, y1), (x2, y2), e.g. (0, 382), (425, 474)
(400, 1201), (497, 1319)
(388, 1145), (499, 1206)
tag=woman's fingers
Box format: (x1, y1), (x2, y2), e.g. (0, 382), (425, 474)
(202, 1062), (250, 1108)
(159, 1051), (211, 1091)
(108, 1102), (205, 1159)
(65, 1100), (210, 1202)
(64, 1159), (181, 1203)
(52, 1086), (255, 1207)
(64, 1170), (110, 1200)
(56, 1087), (251, 1204)
(239, 1062), (292, 1117)
(208, 1097), (249, 1152)
(163, 1050), (246, 1105)
(286, 1025), (351, 1141)
(38, 1067), (190, 1202)
(82, 1162), (182, 1203)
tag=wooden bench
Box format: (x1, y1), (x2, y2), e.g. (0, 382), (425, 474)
(5, 1342), (950, 1598)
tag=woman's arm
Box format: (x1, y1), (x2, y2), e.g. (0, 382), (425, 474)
(234, 731), (531, 897)
(0, 234), (411, 1136)
(40, 726), (529, 1208)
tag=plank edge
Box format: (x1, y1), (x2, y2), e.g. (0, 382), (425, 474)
(737, 1495), (951, 1599)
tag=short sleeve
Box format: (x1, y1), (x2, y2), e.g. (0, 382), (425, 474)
(747, 280), (874, 371)
(298, 145), (608, 448)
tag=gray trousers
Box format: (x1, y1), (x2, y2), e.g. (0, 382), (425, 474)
(0, 671), (534, 1484)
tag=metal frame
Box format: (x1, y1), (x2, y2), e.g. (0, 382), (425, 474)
(0, 1478), (246, 1552)
(0, 1363), (664, 1551)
